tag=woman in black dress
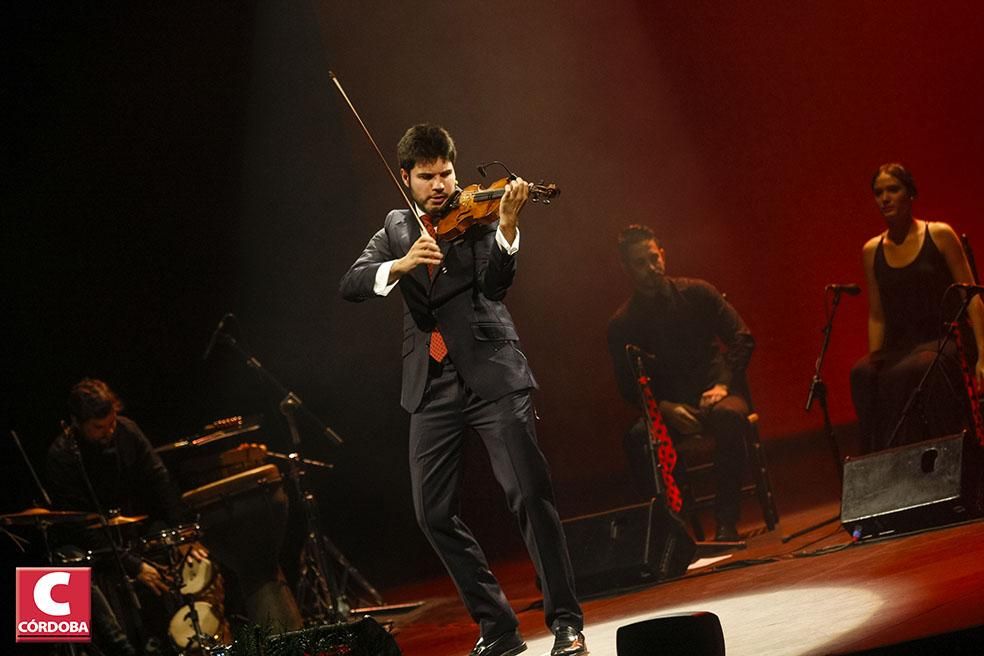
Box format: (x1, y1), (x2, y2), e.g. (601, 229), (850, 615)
(850, 163), (984, 452)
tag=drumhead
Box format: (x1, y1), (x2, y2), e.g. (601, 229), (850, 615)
(179, 555), (214, 595)
(168, 601), (220, 649)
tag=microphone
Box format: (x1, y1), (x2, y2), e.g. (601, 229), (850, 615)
(825, 283), (861, 296)
(202, 313), (234, 361)
(60, 420), (81, 456)
(476, 160), (517, 181)
(625, 344), (653, 364)
(952, 283), (984, 296)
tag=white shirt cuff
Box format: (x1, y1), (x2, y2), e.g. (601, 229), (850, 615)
(496, 226), (520, 254)
(373, 261), (398, 296)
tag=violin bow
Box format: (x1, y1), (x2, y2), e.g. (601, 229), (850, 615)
(328, 72), (429, 235)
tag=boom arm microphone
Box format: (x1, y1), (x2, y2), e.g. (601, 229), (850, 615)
(825, 283), (861, 296)
(203, 313), (234, 360)
(952, 283), (984, 296)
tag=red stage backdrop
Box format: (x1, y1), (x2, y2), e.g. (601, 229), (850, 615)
(309, 0), (984, 492)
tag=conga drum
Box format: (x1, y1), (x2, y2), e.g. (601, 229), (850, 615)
(182, 464), (302, 630)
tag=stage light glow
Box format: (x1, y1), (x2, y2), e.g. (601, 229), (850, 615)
(523, 585), (884, 656)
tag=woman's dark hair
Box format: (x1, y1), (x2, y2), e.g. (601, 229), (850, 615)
(397, 124), (456, 173)
(871, 162), (917, 198)
(67, 378), (123, 423)
(617, 224), (662, 262)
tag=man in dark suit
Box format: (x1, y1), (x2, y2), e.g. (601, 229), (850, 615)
(341, 124), (585, 656)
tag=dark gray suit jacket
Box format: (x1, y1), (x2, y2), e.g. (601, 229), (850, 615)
(340, 209), (537, 412)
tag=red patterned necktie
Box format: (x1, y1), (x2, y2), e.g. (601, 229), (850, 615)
(419, 215), (448, 363)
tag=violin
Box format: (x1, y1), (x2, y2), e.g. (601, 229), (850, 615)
(327, 71), (560, 239)
(434, 178), (560, 240)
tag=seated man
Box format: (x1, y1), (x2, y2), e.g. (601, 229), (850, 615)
(607, 225), (755, 541)
(46, 378), (199, 652)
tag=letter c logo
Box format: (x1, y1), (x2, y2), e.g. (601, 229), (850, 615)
(34, 571), (71, 617)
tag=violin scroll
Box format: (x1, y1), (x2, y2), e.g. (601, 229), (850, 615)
(529, 182), (560, 204)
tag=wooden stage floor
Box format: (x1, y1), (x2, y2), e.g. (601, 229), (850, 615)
(374, 501), (984, 655)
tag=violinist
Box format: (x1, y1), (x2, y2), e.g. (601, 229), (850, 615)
(340, 124), (586, 656)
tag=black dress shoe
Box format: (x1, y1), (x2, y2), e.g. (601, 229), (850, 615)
(551, 626), (588, 656)
(468, 631), (527, 656)
(714, 523), (740, 542)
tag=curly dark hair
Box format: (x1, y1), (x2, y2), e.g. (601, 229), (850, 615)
(871, 162), (917, 199)
(67, 378), (123, 423)
(617, 224), (663, 262)
(397, 124), (456, 173)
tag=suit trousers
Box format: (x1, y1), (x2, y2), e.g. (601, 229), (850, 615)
(409, 358), (582, 639)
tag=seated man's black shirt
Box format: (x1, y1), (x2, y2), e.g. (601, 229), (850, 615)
(46, 416), (183, 576)
(607, 277), (755, 406)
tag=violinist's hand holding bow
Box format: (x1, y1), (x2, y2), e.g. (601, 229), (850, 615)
(390, 233), (443, 283)
(497, 176), (529, 245)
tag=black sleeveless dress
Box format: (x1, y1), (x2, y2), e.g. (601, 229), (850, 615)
(874, 223), (956, 351)
(850, 223), (968, 452)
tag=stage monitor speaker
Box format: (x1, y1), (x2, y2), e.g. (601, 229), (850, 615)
(841, 432), (984, 541)
(562, 497), (695, 598)
(616, 612), (725, 656)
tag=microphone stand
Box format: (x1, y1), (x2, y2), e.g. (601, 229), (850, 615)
(68, 431), (148, 647)
(281, 395), (347, 624)
(214, 331), (393, 622)
(885, 288), (976, 449)
(215, 331), (344, 448)
(10, 429), (53, 507)
(782, 288), (848, 543)
(626, 347), (667, 501)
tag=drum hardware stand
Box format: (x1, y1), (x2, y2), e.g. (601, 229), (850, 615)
(161, 531), (223, 655)
(209, 322), (403, 622)
(783, 286), (851, 543)
(281, 394), (346, 623)
(280, 396), (388, 623)
(7, 429), (54, 556)
(885, 286), (978, 449)
(9, 429), (80, 656)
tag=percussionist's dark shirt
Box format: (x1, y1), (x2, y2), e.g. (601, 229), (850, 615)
(46, 416), (182, 575)
(607, 277), (755, 406)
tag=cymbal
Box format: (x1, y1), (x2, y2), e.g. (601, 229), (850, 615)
(1, 507), (96, 526)
(86, 514), (148, 529)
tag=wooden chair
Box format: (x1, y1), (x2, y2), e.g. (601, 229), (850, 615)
(674, 412), (779, 540)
